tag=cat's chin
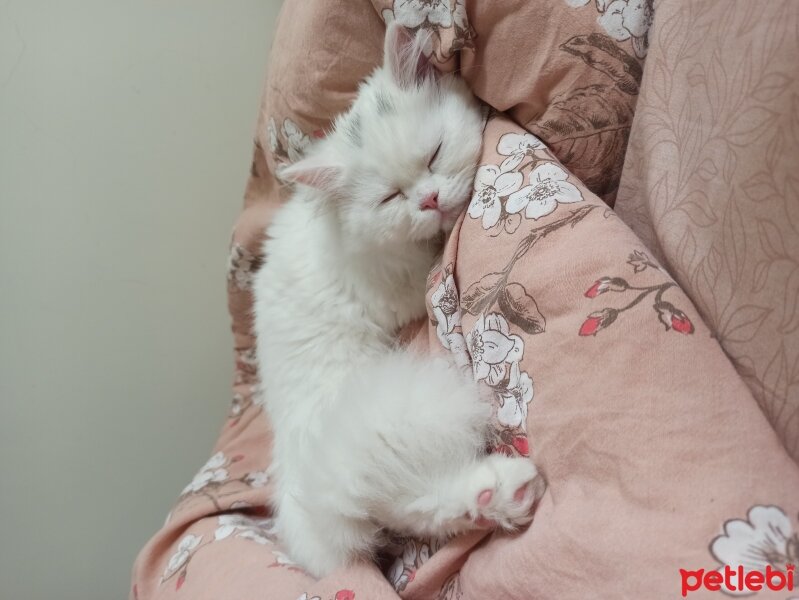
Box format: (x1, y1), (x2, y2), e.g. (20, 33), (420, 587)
(438, 206), (469, 236)
(408, 228), (447, 246)
(418, 206), (464, 238)
(440, 210), (462, 233)
(414, 220), (450, 243)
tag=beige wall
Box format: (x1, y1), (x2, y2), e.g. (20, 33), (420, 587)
(0, 1), (283, 598)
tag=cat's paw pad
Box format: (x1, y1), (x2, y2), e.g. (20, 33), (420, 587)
(470, 456), (542, 530)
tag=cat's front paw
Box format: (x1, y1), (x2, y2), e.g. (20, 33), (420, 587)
(469, 455), (544, 530)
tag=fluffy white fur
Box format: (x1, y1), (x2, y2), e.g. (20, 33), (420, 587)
(253, 24), (540, 578)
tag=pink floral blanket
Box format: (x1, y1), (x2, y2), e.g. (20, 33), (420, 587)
(131, 1), (799, 598)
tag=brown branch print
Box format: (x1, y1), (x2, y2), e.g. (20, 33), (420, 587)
(579, 251), (695, 336)
(461, 205), (599, 335)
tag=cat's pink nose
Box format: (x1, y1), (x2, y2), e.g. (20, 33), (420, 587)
(420, 192), (439, 211)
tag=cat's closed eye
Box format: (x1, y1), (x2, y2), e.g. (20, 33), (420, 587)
(428, 142), (442, 170)
(380, 191), (402, 205)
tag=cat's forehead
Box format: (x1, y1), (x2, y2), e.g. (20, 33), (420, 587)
(341, 82), (441, 154)
(328, 70), (480, 189)
(362, 80), (420, 119)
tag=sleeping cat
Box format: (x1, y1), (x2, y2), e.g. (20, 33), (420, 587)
(253, 23), (541, 578)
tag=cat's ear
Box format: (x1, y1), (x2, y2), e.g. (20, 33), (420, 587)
(277, 157), (341, 191)
(383, 22), (436, 89)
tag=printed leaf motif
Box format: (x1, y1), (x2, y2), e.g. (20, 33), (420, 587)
(765, 130), (784, 172)
(722, 144), (737, 185)
(532, 84), (634, 198)
(786, 177), (799, 233)
(464, 206), (599, 316)
(706, 245), (723, 282)
(762, 344), (790, 416)
(751, 72), (792, 103)
(499, 283), (546, 334)
(696, 159), (718, 182)
(742, 171), (781, 204)
(780, 266), (799, 333)
(677, 190), (717, 227)
(751, 260), (771, 294)
(725, 106), (778, 146)
(438, 572), (462, 600)
(697, 261), (718, 313)
(687, 63), (706, 87)
(461, 272), (503, 315)
(560, 33), (642, 95)
(722, 199), (746, 284)
(757, 220), (786, 259)
(535, 84), (635, 141)
(677, 229), (697, 273)
(707, 49), (727, 118)
(721, 305), (772, 343)
(792, 94), (799, 147)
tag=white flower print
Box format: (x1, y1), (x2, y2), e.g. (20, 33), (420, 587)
(181, 452), (228, 495)
(227, 244), (262, 291)
(385, 537), (444, 591)
(296, 595), (321, 600)
(230, 393), (244, 417)
(506, 162), (583, 220)
(238, 528), (272, 545)
(161, 534), (202, 581)
(562, 0), (651, 58)
(281, 118), (311, 163)
(468, 165), (524, 229)
(393, 0), (452, 29)
(229, 392), (251, 419)
(430, 270), (471, 368)
(496, 132), (546, 173)
(496, 361), (534, 428)
(234, 347), (259, 385)
(388, 541), (431, 591)
(431, 274), (461, 343)
(597, 0), (652, 58)
(387, 557), (413, 591)
(711, 505), (798, 580)
(446, 331), (470, 369)
(214, 514), (277, 543)
(452, 0), (468, 30)
(245, 468), (270, 488)
(272, 549), (297, 566)
(236, 348), (257, 370)
(214, 514), (254, 541)
(467, 313), (524, 385)
(267, 117), (278, 153)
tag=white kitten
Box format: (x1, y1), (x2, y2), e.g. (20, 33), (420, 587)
(253, 24), (541, 578)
